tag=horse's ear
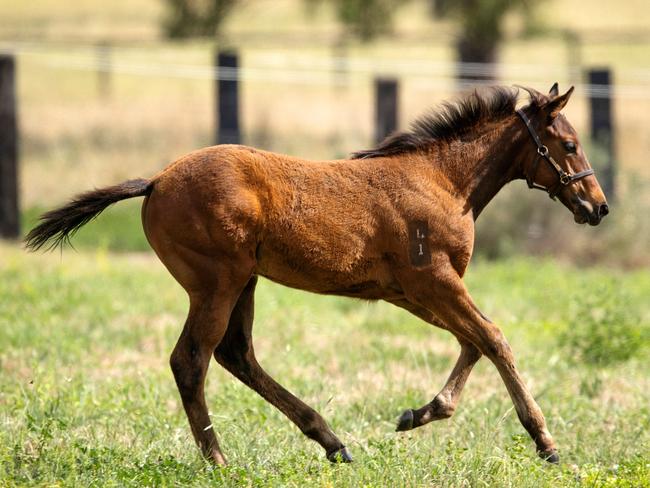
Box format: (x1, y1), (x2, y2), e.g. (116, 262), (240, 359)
(516, 85), (546, 105)
(543, 86), (574, 123)
(549, 82), (559, 97)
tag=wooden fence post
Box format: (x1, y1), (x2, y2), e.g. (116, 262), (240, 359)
(96, 41), (112, 99)
(563, 30), (582, 85)
(429, 0), (445, 17)
(375, 78), (398, 144)
(587, 68), (615, 199)
(215, 51), (240, 145)
(0, 54), (19, 239)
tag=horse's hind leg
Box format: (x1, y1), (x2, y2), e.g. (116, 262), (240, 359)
(163, 249), (253, 465)
(142, 176), (259, 464)
(396, 340), (481, 431)
(214, 276), (351, 463)
(170, 286), (244, 465)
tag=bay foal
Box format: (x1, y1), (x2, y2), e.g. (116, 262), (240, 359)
(26, 84), (608, 465)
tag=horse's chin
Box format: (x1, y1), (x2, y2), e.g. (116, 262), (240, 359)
(574, 211), (603, 226)
(573, 212), (588, 225)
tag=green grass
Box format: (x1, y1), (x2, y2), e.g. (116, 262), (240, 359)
(2, 2), (649, 484)
(1, 244), (649, 486)
(3, 3), (650, 484)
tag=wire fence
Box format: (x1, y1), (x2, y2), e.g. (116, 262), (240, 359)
(3, 38), (650, 209)
(2, 41), (650, 99)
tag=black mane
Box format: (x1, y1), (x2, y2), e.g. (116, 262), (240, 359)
(352, 86), (527, 159)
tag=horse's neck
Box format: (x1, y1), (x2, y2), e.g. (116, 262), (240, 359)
(435, 119), (524, 220)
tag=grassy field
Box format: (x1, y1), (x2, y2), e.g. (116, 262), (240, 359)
(1, 242), (649, 486)
(1, 1), (649, 485)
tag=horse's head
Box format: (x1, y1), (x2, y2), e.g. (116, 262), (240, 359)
(517, 83), (608, 226)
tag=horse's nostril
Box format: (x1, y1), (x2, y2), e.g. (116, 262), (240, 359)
(599, 203), (609, 217)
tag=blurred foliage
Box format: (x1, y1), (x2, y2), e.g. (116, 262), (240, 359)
(435, 0), (543, 77)
(559, 279), (647, 367)
(474, 172), (650, 268)
(306, 0), (409, 41)
(162, 0), (237, 38)
(305, 0), (544, 77)
(435, 0), (540, 44)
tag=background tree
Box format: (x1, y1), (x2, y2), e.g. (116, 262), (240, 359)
(163, 0), (238, 38)
(332, 0), (406, 41)
(310, 0), (541, 82)
(305, 0), (407, 42)
(433, 0), (541, 81)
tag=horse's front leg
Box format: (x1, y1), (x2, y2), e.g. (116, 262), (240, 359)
(396, 340), (481, 431)
(400, 267), (558, 463)
(388, 298), (482, 431)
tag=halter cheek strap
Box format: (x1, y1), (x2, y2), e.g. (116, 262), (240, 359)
(516, 109), (595, 200)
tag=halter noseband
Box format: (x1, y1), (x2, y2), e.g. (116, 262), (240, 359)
(516, 109), (594, 200)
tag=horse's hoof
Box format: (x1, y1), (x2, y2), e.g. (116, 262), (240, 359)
(539, 449), (560, 464)
(327, 446), (353, 463)
(210, 450), (228, 466)
(396, 409), (414, 431)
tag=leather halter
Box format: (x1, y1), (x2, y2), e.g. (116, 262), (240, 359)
(516, 109), (595, 200)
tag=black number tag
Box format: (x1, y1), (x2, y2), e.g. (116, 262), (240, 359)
(408, 221), (431, 267)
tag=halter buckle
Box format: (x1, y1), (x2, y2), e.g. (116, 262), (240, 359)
(537, 145), (549, 157)
(559, 173), (571, 185)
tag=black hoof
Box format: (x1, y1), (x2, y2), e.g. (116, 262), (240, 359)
(539, 449), (560, 464)
(396, 409), (414, 432)
(327, 447), (353, 463)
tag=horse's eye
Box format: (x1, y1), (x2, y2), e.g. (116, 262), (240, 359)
(564, 141), (576, 153)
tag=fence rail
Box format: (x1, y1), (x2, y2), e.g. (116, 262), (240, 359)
(1, 43), (649, 98)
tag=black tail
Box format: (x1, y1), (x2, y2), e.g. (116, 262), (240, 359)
(25, 178), (153, 251)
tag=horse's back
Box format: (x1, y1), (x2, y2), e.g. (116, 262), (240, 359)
(143, 143), (474, 296)
(143, 144), (403, 292)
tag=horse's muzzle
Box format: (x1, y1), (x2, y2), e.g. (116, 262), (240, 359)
(574, 200), (609, 226)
